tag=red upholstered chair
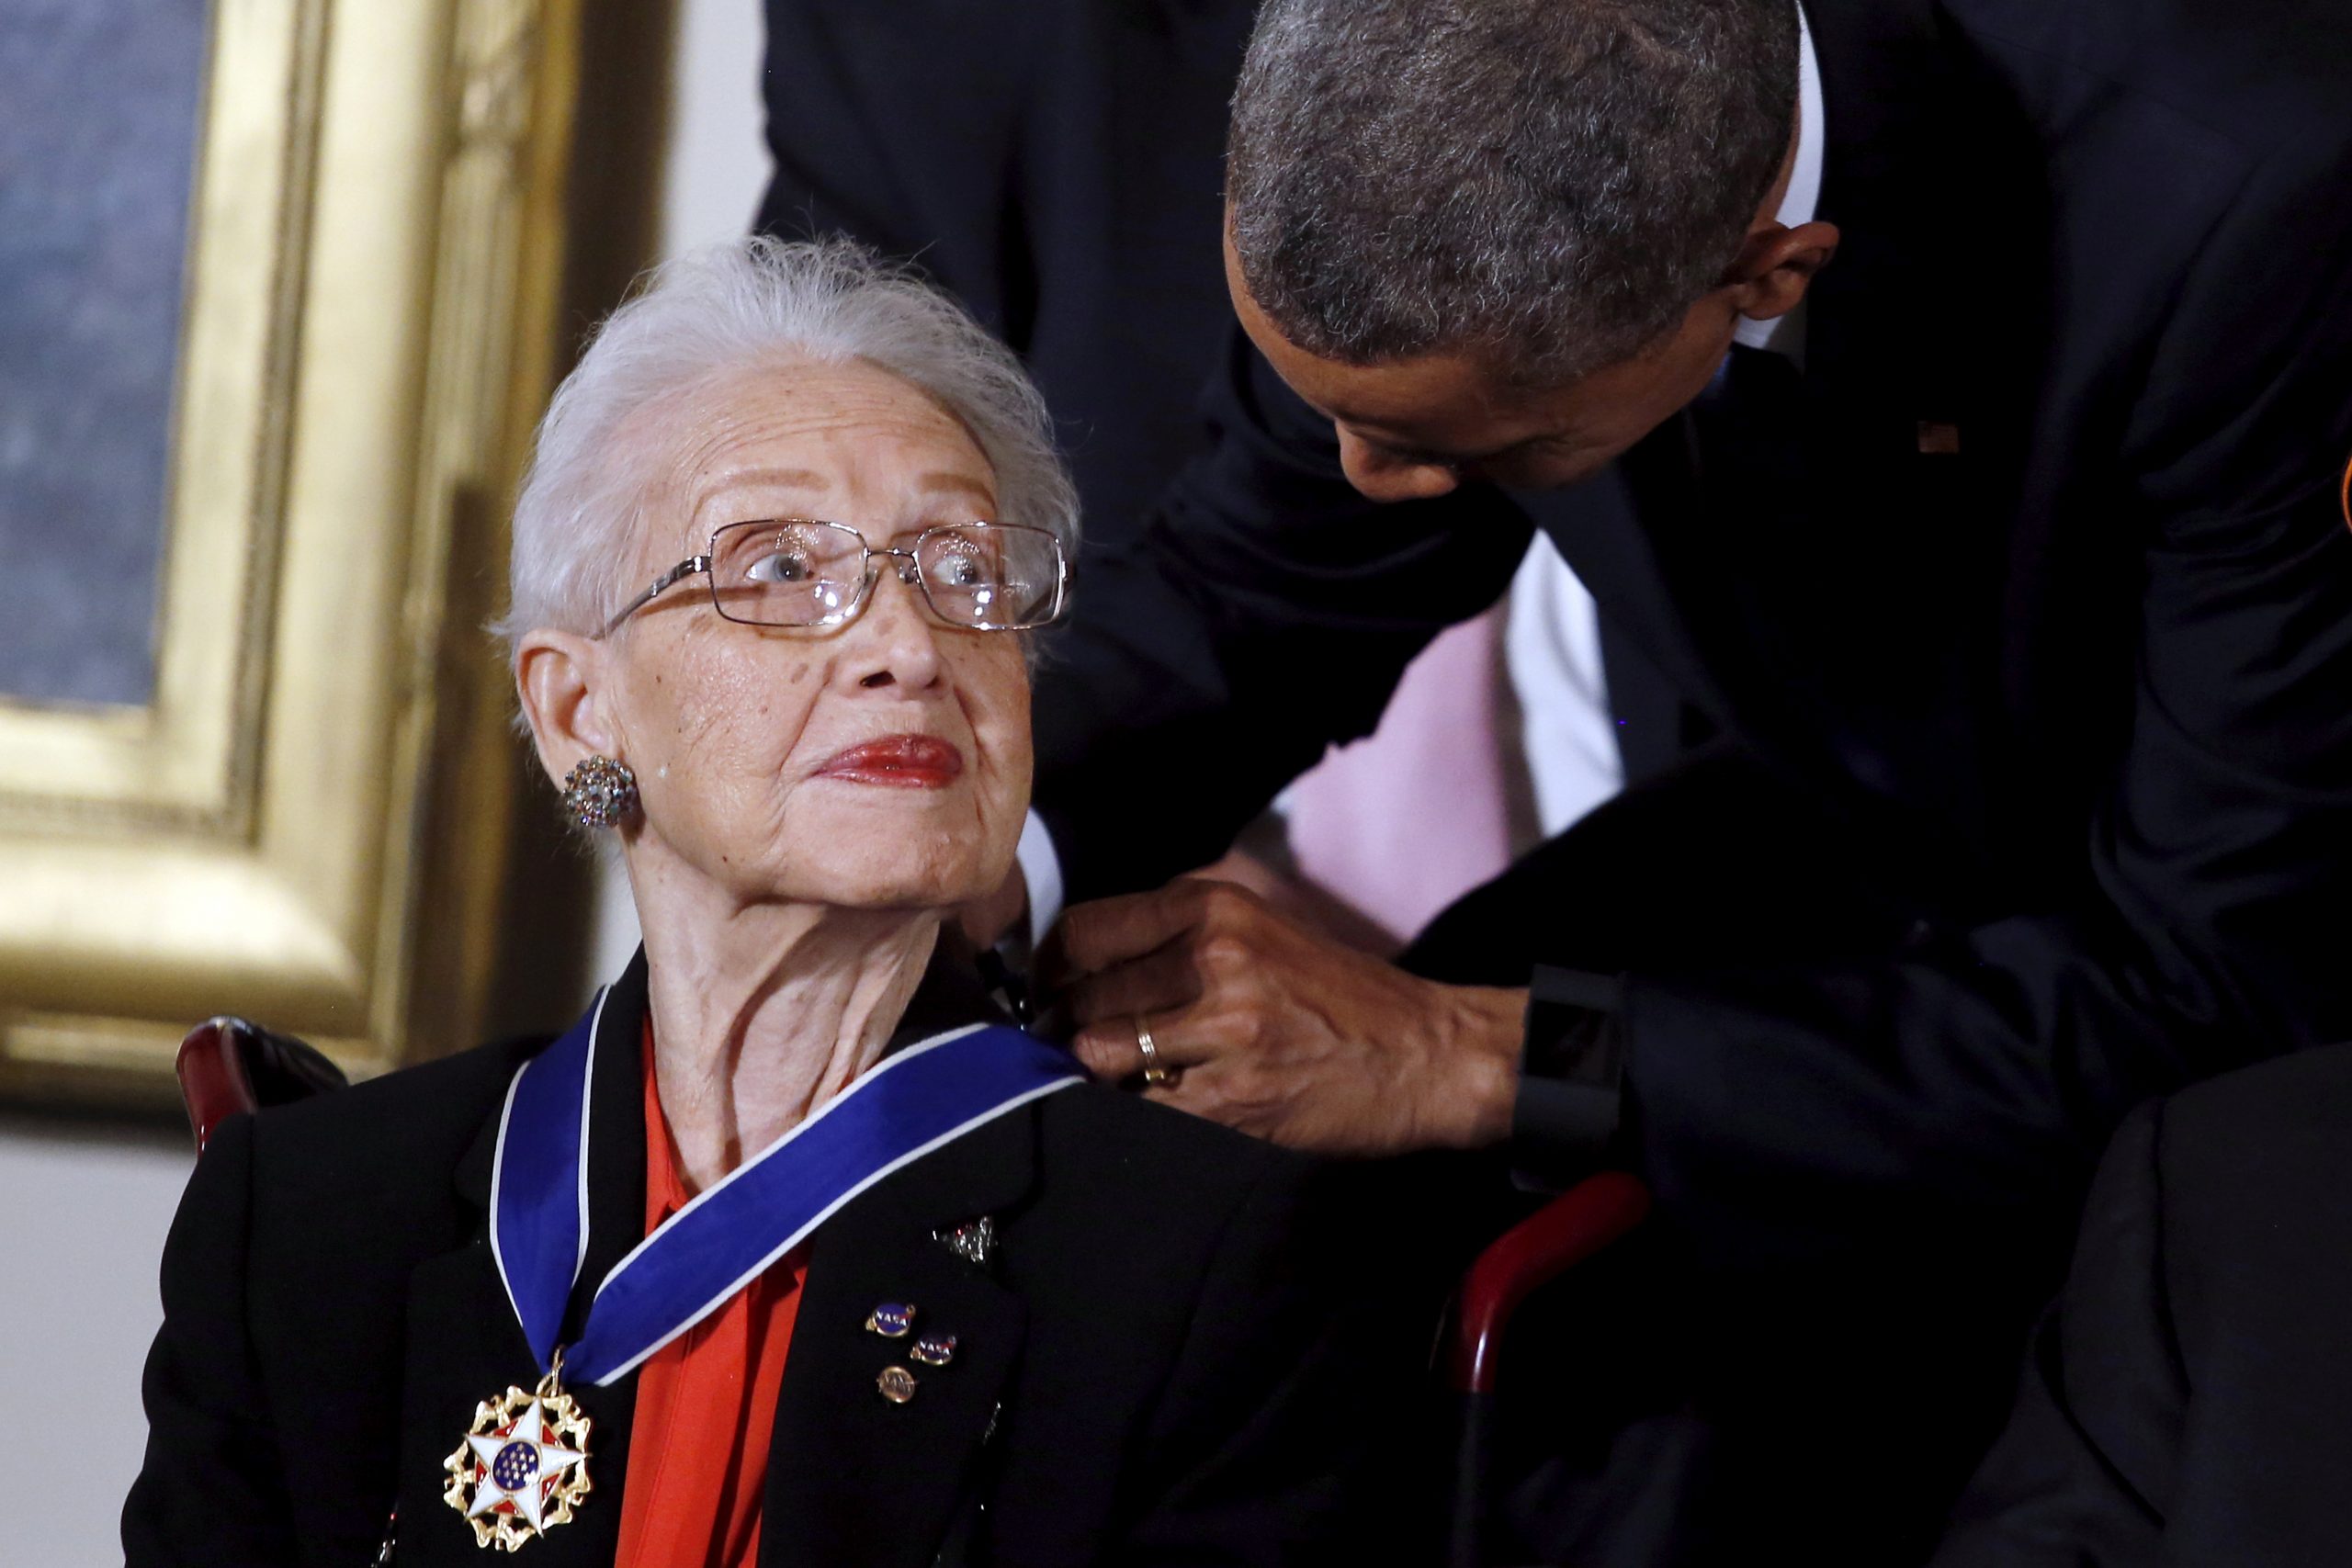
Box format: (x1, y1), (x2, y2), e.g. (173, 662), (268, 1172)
(1442, 1170), (1652, 1567)
(175, 1016), (350, 1152)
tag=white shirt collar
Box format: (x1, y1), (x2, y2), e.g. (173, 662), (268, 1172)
(1732, 0), (1825, 360)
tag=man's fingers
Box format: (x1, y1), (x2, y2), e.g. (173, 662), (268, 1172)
(1069, 1007), (1214, 1082)
(1068, 1014), (1145, 1080)
(1059, 942), (1206, 1029)
(1140, 1061), (1259, 1134)
(1141, 1075), (1212, 1118)
(1044, 879), (1238, 981)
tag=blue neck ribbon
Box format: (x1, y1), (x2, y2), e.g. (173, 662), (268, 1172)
(489, 987), (1083, 1385)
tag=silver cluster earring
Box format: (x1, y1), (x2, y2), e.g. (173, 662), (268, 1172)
(560, 755), (638, 830)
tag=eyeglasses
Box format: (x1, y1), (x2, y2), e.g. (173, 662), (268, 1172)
(595, 519), (1070, 639)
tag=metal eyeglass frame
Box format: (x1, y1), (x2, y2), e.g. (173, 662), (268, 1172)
(594, 518), (1069, 639)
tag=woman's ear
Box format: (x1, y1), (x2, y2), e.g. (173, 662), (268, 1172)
(1724, 218), (1840, 328)
(514, 630), (618, 788)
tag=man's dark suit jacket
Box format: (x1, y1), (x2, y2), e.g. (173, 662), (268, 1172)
(1933, 1043), (2352, 1565)
(755, 0), (2352, 1555)
(122, 955), (1409, 1566)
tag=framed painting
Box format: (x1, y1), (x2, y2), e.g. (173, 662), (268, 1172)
(0, 0), (600, 1110)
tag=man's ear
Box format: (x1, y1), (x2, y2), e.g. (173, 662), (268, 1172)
(1724, 218), (1840, 327)
(514, 630), (619, 788)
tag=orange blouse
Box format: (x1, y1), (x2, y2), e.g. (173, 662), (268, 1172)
(614, 1022), (806, 1568)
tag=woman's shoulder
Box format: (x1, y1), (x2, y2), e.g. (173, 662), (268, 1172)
(1031, 1079), (1315, 1203)
(1012, 1083), (1355, 1292)
(987, 1084), (1421, 1559)
(1013, 1084), (1442, 1321)
(236, 1033), (548, 1201)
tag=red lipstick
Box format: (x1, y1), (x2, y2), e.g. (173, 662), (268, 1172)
(815, 734), (966, 789)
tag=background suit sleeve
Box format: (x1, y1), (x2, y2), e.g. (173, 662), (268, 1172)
(1930, 1101), (2179, 1567)
(754, 0), (1040, 344)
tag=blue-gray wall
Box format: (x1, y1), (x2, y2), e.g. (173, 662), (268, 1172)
(0, 0), (209, 708)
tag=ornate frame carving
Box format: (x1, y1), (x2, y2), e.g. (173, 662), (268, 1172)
(0, 0), (590, 1108)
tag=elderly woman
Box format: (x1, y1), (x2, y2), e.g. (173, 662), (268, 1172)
(124, 239), (1407, 1567)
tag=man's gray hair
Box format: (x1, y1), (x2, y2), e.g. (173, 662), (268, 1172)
(1227, 0), (1799, 384)
(499, 235), (1079, 659)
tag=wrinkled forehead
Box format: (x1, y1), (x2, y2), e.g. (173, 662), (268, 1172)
(613, 357), (1000, 562)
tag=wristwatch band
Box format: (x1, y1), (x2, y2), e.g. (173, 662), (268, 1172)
(1511, 965), (1627, 1191)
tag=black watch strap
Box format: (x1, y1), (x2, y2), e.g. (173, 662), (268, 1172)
(1510, 965), (1627, 1192)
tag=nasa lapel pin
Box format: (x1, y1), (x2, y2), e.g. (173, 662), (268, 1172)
(865, 1301), (916, 1338)
(910, 1334), (958, 1368)
(876, 1364), (920, 1404)
(440, 1360), (594, 1549)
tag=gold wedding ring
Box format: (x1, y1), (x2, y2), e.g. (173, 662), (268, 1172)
(1135, 1016), (1178, 1088)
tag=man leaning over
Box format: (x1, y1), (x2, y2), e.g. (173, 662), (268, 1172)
(995, 0), (2352, 1560)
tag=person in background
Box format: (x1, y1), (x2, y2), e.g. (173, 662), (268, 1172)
(756, 0), (1250, 565)
(1932, 1028), (2352, 1566)
(1003, 0), (2352, 1561)
(122, 238), (1405, 1568)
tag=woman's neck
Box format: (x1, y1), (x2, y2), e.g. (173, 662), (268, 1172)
(627, 860), (943, 1194)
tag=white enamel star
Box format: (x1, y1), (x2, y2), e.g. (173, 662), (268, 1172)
(464, 1397), (586, 1531)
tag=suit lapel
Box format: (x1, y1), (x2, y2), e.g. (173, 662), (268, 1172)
(390, 956), (651, 1565)
(761, 1102), (1040, 1568)
(1521, 433), (1737, 739)
(566, 951), (654, 1352)
(1782, 0), (2021, 845)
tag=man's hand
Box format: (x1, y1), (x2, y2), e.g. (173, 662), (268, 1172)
(1042, 878), (1526, 1156)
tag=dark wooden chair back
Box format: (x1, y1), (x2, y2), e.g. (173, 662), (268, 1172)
(175, 1016), (350, 1152)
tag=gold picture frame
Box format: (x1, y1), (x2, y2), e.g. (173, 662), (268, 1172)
(0, 0), (602, 1111)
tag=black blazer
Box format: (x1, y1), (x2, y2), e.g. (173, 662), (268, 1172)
(1933, 1042), (2352, 1565)
(122, 955), (1414, 1567)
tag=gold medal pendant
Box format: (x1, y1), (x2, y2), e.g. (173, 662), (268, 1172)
(441, 1365), (593, 1550)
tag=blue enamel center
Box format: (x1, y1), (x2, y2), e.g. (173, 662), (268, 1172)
(492, 1440), (540, 1492)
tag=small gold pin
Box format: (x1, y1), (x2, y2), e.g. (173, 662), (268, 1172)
(910, 1334), (957, 1367)
(865, 1302), (915, 1338)
(876, 1365), (918, 1404)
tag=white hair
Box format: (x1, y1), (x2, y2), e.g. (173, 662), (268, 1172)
(496, 235), (1080, 660)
